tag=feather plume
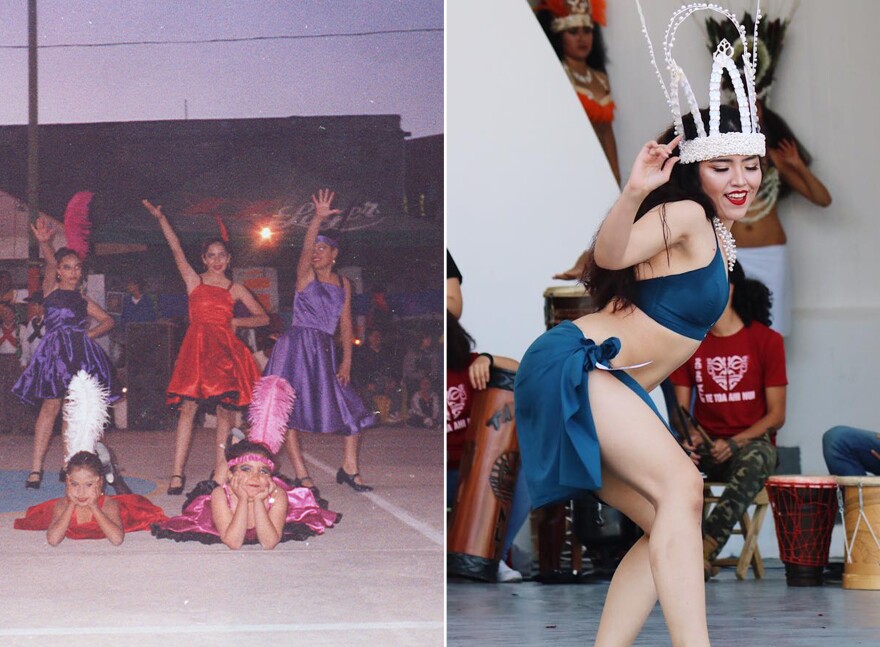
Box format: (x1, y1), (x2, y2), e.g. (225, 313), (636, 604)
(63, 370), (110, 462)
(214, 214), (229, 242)
(247, 376), (296, 454)
(63, 191), (95, 260)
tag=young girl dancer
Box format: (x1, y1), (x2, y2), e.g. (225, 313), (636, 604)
(143, 200), (269, 493)
(263, 189), (377, 493)
(14, 218), (117, 489)
(15, 372), (167, 544)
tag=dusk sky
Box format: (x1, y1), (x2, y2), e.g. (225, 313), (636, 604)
(0, 1), (443, 137)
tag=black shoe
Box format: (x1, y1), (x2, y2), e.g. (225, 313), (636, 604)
(336, 468), (373, 493)
(25, 471), (43, 489)
(167, 475), (186, 495)
(111, 474), (133, 496)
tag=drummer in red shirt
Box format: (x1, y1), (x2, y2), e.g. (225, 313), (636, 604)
(669, 261), (787, 580)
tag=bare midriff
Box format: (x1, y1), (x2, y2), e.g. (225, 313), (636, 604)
(731, 207), (787, 247)
(571, 304), (701, 392)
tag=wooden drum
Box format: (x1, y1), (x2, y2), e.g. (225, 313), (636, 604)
(836, 476), (880, 590)
(543, 285), (595, 331)
(766, 475), (838, 586)
(447, 366), (519, 582)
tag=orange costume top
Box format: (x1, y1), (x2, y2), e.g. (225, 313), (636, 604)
(576, 90), (615, 124)
(166, 280), (261, 409)
(14, 495), (167, 539)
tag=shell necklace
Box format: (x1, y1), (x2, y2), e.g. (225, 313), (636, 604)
(713, 217), (737, 272)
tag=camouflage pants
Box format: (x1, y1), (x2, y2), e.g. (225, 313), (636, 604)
(701, 437), (777, 560)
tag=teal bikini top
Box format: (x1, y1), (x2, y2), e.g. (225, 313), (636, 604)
(632, 231), (729, 341)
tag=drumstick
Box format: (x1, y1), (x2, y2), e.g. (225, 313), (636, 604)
(680, 406), (713, 447)
(670, 403), (693, 446)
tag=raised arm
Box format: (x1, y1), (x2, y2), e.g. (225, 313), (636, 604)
(296, 189), (342, 289)
(30, 217), (59, 295)
(336, 277), (354, 386)
(770, 140), (832, 208)
(593, 136), (682, 270)
(142, 200), (200, 291)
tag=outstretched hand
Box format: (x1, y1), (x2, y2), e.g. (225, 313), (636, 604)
(30, 216), (55, 244)
(312, 189), (342, 221)
(625, 135), (682, 198)
(141, 199), (165, 220)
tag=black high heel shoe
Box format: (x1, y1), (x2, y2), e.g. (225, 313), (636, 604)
(25, 471), (43, 489)
(167, 475), (186, 496)
(336, 468), (373, 493)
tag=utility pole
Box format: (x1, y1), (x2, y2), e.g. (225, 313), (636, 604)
(27, 0), (39, 264)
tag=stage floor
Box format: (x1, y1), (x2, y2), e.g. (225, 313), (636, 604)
(448, 563), (880, 646)
(0, 425), (444, 647)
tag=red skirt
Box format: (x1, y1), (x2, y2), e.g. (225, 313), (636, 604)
(166, 323), (261, 410)
(14, 495), (168, 540)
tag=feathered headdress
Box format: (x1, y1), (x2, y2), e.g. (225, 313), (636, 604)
(63, 370), (110, 462)
(536, 0), (607, 31)
(247, 375), (296, 454)
(63, 191), (95, 260)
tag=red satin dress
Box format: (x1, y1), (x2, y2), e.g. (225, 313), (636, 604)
(166, 280), (261, 410)
(14, 495), (168, 539)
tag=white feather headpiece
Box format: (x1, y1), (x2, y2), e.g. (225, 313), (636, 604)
(63, 370), (111, 462)
(635, 1), (766, 164)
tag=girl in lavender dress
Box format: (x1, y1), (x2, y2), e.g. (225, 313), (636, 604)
(14, 218), (118, 489)
(264, 189), (377, 493)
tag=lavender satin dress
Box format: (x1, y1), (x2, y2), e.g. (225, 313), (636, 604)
(13, 289), (118, 405)
(264, 279), (377, 435)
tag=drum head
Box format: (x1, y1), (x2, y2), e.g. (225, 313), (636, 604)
(543, 285), (590, 298)
(835, 476), (880, 487)
(766, 475), (838, 488)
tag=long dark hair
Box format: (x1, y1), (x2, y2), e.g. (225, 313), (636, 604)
(535, 11), (609, 73)
(583, 104), (744, 311)
(729, 261), (772, 327)
(446, 310), (475, 371)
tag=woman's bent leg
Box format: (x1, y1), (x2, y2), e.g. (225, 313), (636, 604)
(590, 371), (709, 647)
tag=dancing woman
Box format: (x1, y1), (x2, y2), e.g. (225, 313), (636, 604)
(14, 218), (117, 489)
(263, 189), (377, 493)
(143, 200), (268, 493)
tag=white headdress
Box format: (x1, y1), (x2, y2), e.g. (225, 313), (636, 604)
(635, 1), (766, 164)
(63, 370), (111, 462)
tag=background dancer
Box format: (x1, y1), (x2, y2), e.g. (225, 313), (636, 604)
(263, 189), (377, 493)
(14, 218), (117, 489)
(143, 200), (268, 493)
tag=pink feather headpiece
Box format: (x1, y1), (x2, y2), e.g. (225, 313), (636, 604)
(247, 375), (296, 454)
(63, 191), (95, 260)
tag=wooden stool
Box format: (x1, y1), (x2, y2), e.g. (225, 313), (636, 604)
(703, 482), (770, 580)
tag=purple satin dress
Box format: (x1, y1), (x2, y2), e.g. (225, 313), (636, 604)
(151, 478), (340, 545)
(264, 279), (377, 435)
(13, 289), (118, 405)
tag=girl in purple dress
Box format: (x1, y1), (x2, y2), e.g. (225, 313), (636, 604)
(264, 189), (377, 493)
(14, 217), (117, 489)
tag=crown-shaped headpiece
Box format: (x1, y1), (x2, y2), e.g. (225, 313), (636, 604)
(538, 0), (607, 33)
(635, 1), (766, 164)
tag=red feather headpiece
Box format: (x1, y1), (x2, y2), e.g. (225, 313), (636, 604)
(247, 376), (296, 454)
(63, 191), (95, 260)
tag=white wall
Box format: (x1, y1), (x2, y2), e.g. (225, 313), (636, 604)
(448, 0), (879, 559)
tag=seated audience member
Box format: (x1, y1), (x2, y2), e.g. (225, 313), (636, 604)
(447, 310), (527, 582)
(19, 291), (46, 369)
(353, 328), (403, 423)
(402, 332), (441, 396)
(669, 262), (786, 580)
(823, 426), (880, 476)
(408, 377), (441, 429)
(0, 301), (28, 434)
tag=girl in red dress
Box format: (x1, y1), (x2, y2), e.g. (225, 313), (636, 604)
(143, 200), (269, 493)
(15, 451), (167, 545)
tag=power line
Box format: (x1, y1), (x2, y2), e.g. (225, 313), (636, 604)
(0, 27), (443, 50)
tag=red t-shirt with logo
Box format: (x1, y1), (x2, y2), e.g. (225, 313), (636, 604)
(670, 322), (787, 440)
(446, 353), (477, 470)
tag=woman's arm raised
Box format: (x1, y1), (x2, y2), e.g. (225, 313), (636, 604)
(142, 200), (200, 292)
(296, 189), (341, 289)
